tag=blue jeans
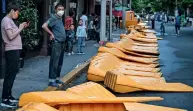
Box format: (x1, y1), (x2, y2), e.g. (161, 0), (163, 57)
(49, 42), (65, 79)
(77, 37), (85, 53)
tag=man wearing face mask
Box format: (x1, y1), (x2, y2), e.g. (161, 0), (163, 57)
(42, 3), (66, 87)
(1, 3), (29, 107)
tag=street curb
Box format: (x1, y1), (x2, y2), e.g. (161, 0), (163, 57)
(44, 56), (94, 91)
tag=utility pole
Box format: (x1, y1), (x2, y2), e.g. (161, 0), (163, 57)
(122, 0), (126, 28)
(175, 0), (178, 16)
(100, 0), (107, 42)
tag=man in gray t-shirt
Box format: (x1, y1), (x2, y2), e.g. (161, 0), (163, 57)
(42, 3), (66, 87)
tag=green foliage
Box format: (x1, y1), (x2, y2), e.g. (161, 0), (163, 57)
(132, 0), (192, 14)
(17, 0), (40, 51)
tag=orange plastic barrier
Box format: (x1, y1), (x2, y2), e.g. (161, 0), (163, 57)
(142, 29), (157, 34)
(88, 53), (160, 81)
(104, 70), (193, 93)
(59, 103), (126, 111)
(130, 36), (158, 43)
(124, 103), (187, 111)
(117, 38), (159, 55)
(125, 11), (138, 27)
(98, 47), (158, 64)
(106, 42), (158, 58)
(17, 103), (59, 111)
(66, 82), (115, 98)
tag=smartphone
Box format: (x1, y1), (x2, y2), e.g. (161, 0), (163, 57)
(27, 20), (30, 24)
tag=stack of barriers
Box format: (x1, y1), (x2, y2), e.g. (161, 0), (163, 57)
(17, 23), (193, 111)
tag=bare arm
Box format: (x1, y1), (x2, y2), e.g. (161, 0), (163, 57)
(42, 22), (53, 36)
(6, 22), (27, 41)
(42, 22), (55, 40)
(6, 28), (22, 40)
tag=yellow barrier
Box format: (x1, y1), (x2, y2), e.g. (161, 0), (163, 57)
(88, 53), (161, 82)
(124, 103), (187, 111)
(17, 103), (59, 111)
(117, 38), (159, 55)
(66, 82), (115, 98)
(98, 47), (158, 64)
(106, 42), (158, 58)
(104, 70), (193, 93)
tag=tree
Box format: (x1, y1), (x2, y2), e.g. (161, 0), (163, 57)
(17, 0), (40, 51)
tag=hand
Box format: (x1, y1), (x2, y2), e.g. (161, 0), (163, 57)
(24, 21), (30, 28)
(50, 34), (55, 41)
(19, 22), (27, 30)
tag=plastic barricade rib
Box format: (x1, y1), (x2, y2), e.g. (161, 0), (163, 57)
(104, 70), (193, 93)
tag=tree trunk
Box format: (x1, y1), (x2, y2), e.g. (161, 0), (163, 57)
(40, 0), (49, 56)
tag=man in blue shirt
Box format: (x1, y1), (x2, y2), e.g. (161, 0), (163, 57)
(42, 3), (66, 87)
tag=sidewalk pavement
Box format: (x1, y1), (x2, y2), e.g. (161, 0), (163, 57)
(0, 30), (123, 100)
(0, 40), (98, 99)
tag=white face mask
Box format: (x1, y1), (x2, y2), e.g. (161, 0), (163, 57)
(57, 11), (64, 17)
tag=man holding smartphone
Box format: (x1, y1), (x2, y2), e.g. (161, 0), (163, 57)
(42, 3), (66, 87)
(1, 3), (29, 108)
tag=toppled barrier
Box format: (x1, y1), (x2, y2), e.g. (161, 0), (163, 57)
(18, 82), (186, 111)
(104, 70), (193, 93)
(88, 53), (161, 82)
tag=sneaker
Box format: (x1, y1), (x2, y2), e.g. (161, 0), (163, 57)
(8, 96), (19, 103)
(77, 52), (81, 55)
(80, 52), (85, 55)
(71, 51), (74, 55)
(67, 53), (71, 56)
(48, 82), (59, 87)
(1, 99), (17, 108)
(56, 80), (64, 85)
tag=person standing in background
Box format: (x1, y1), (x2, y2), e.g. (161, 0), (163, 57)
(88, 13), (95, 40)
(42, 3), (66, 87)
(151, 14), (155, 29)
(76, 19), (87, 54)
(1, 3), (29, 107)
(66, 24), (75, 56)
(175, 12), (181, 36)
(80, 11), (88, 47)
(64, 11), (74, 51)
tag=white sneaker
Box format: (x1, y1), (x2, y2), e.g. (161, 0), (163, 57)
(67, 53), (71, 56)
(71, 51), (74, 55)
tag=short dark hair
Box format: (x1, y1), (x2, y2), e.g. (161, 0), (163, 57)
(7, 2), (20, 13)
(55, 2), (64, 9)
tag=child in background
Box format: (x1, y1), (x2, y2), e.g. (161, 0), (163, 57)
(76, 19), (87, 54)
(67, 24), (75, 56)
